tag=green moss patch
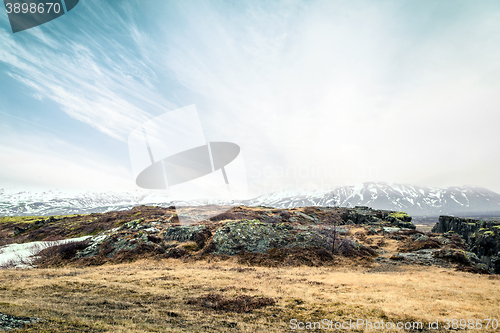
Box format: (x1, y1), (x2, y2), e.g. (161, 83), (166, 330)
(389, 212), (410, 219)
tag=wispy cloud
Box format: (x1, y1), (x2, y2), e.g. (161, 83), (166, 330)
(0, 0), (174, 141)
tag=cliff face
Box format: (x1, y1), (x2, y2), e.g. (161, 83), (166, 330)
(432, 216), (500, 273)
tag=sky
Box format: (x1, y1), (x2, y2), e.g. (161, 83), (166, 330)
(1, 0), (500, 197)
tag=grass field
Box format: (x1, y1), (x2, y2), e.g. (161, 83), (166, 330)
(1, 258), (499, 332)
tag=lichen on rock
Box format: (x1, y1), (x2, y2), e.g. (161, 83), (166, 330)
(212, 219), (345, 255)
(163, 225), (211, 248)
(212, 220), (294, 255)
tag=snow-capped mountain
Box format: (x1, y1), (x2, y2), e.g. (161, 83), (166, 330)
(247, 182), (500, 216)
(2, 182), (500, 217)
(0, 189), (175, 217)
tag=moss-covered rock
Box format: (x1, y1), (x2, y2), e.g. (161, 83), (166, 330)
(432, 216), (500, 273)
(389, 212), (411, 220)
(294, 230), (329, 249)
(163, 225), (211, 248)
(432, 248), (481, 266)
(212, 220), (294, 255)
(340, 207), (415, 229)
(211, 219), (339, 255)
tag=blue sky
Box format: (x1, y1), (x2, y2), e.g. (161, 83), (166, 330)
(1, 0), (500, 195)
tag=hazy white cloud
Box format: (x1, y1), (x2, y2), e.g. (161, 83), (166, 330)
(0, 131), (134, 191)
(157, 0), (500, 193)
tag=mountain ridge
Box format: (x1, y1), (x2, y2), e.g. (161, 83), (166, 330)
(2, 182), (500, 217)
(247, 182), (500, 216)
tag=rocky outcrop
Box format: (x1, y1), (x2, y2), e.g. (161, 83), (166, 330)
(210, 219), (374, 257)
(74, 219), (167, 261)
(21, 206), (420, 267)
(212, 220), (295, 255)
(431, 248), (483, 267)
(432, 216), (500, 273)
(340, 206), (415, 229)
(13, 226), (28, 236)
(11, 217), (57, 236)
(211, 220), (339, 255)
(163, 225), (211, 248)
(0, 312), (42, 331)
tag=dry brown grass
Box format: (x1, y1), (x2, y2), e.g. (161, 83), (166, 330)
(0, 258), (499, 332)
(397, 239), (442, 253)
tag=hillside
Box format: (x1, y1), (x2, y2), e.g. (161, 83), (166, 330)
(0, 205), (491, 273)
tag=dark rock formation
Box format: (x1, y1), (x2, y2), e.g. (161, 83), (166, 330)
(431, 248), (482, 266)
(12, 218), (49, 236)
(432, 216), (500, 273)
(163, 225), (211, 248)
(0, 312), (42, 331)
(340, 206), (415, 229)
(211, 220), (296, 255)
(13, 226), (27, 236)
(210, 219), (372, 256)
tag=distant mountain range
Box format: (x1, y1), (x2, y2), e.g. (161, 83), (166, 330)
(0, 189), (174, 217)
(2, 182), (500, 217)
(247, 182), (500, 216)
